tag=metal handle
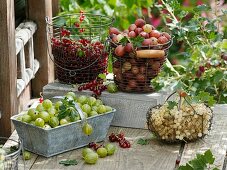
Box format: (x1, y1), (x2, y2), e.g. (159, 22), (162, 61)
(52, 96), (86, 123)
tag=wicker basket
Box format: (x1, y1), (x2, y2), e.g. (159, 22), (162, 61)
(110, 38), (173, 93)
(46, 13), (114, 84)
(146, 92), (213, 143)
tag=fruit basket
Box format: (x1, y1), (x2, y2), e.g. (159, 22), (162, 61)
(11, 93), (115, 157)
(46, 13), (114, 84)
(146, 91), (213, 143)
(0, 137), (22, 170)
(109, 18), (173, 93)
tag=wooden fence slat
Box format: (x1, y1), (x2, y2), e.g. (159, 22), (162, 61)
(0, 0), (17, 137)
(27, 0), (55, 97)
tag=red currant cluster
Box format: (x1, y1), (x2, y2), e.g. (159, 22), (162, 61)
(60, 28), (70, 37)
(73, 11), (86, 33)
(78, 79), (107, 97)
(109, 133), (131, 148)
(88, 142), (103, 151)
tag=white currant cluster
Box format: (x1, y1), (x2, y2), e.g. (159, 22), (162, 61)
(0, 148), (6, 169)
(149, 103), (212, 141)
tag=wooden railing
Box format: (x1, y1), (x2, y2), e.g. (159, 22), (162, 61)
(0, 0), (57, 137)
(16, 21), (39, 97)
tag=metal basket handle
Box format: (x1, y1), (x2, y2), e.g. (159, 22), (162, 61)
(52, 96), (86, 124)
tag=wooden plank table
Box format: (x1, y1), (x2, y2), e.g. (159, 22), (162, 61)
(8, 105), (227, 170)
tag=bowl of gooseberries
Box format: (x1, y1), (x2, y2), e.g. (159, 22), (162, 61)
(14, 92), (114, 129)
(11, 92), (116, 157)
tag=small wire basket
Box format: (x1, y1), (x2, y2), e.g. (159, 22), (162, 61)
(46, 13), (114, 84)
(146, 92), (213, 143)
(0, 137), (22, 170)
(110, 37), (173, 93)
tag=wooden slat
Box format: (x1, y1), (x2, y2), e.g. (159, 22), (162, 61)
(0, 0), (17, 137)
(52, 0), (60, 17)
(30, 127), (180, 170)
(27, 0), (54, 97)
(180, 105), (227, 169)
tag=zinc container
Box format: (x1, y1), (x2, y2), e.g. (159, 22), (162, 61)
(11, 98), (115, 157)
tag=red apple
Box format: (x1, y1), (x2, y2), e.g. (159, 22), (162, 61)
(142, 24), (154, 33)
(128, 80), (137, 89)
(135, 18), (146, 28)
(142, 39), (152, 46)
(150, 30), (161, 38)
(128, 31), (136, 38)
(136, 74), (146, 83)
(158, 35), (168, 44)
(140, 66), (146, 74)
(109, 27), (121, 35)
(125, 43), (133, 53)
(115, 45), (125, 57)
(128, 24), (137, 31)
(135, 28), (143, 35)
(111, 34), (118, 43)
(162, 32), (171, 40)
(131, 66), (139, 75)
(139, 32), (149, 38)
(151, 61), (161, 70)
(150, 37), (158, 45)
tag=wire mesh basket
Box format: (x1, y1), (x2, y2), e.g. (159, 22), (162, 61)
(146, 92), (213, 143)
(46, 13), (114, 84)
(0, 137), (22, 170)
(110, 37), (173, 93)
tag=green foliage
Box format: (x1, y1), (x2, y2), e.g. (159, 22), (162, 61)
(152, 1), (227, 104)
(137, 138), (149, 145)
(178, 149), (219, 170)
(59, 159), (78, 166)
(60, 0), (154, 30)
(57, 97), (79, 120)
(167, 101), (178, 110)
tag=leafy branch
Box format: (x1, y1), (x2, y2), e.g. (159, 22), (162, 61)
(178, 149), (219, 170)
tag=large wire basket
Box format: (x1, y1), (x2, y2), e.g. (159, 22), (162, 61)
(110, 38), (173, 93)
(146, 92), (213, 143)
(0, 137), (22, 170)
(46, 13), (114, 84)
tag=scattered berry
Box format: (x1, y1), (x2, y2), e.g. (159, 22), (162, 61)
(199, 66), (205, 73)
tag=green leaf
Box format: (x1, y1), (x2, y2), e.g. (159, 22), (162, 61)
(204, 149), (215, 164)
(167, 101), (178, 110)
(194, 4), (210, 12)
(130, 36), (144, 48)
(137, 138), (149, 145)
(98, 73), (106, 81)
(59, 159), (78, 166)
(178, 163), (194, 170)
(119, 37), (129, 46)
(212, 71), (224, 83)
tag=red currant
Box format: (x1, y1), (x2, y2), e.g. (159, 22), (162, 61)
(88, 142), (96, 148)
(109, 133), (118, 142)
(199, 66), (205, 73)
(74, 22), (80, 27)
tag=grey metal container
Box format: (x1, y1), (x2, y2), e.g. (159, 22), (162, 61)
(11, 109), (115, 157)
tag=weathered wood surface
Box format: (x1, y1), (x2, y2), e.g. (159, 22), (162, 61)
(27, 0), (54, 97)
(180, 104), (227, 170)
(0, 0), (17, 137)
(17, 127), (180, 170)
(7, 105), (227, 170)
